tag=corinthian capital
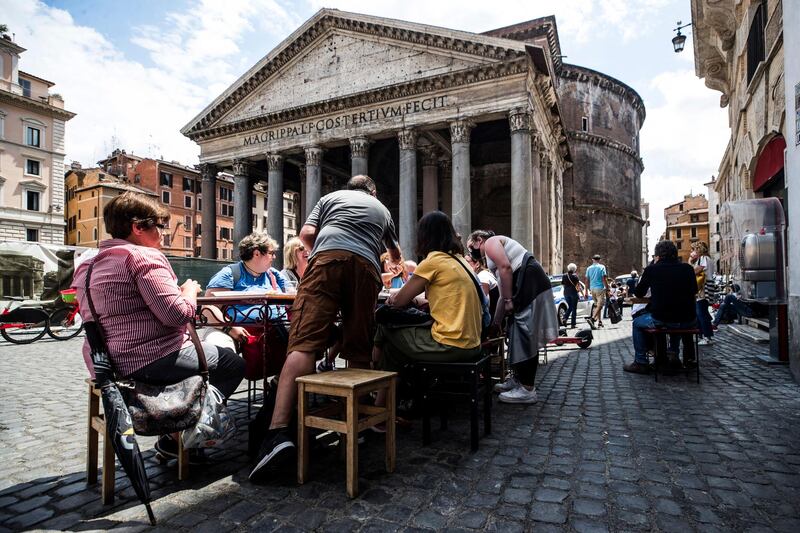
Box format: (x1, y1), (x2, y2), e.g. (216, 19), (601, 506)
(232, 158), (252, 176)
(449, 120), (474, 144)
(397, 129), (417, 151)
(508, 108), (531, 133)
(349, 137), (370, 159)
(420, 145), (439, 166)
(305, 146), (324, 167)
(199, 163), (217, 182)
(266, 153), (283, 171)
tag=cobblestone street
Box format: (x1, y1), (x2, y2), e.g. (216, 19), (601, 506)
(1, 317), (799, 532)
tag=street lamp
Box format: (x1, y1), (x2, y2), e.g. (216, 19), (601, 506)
(672, 21), (692, 53)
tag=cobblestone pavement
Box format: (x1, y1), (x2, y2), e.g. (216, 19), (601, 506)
(1, 317), (800, 532)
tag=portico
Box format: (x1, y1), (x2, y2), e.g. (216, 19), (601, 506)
(182, 9), (570, 271)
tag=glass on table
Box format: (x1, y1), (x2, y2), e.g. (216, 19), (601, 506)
(284, 281), (298, 294)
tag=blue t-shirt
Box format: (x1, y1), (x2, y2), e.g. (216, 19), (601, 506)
(207, 262), (286, 322)
(585, 263), (607, 290)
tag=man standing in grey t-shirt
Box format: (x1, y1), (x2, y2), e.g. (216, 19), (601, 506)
(251, 175), (400, 480)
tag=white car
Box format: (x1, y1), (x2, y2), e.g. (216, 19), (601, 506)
(550, 276), (595, 327)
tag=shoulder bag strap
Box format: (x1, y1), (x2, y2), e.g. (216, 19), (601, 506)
(84, 259), (107, 346)
(448, 253), (486, 308)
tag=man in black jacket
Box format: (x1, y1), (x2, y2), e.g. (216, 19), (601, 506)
(625, 240), (697, 374)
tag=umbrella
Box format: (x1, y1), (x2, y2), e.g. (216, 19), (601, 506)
(85, 322), (156, 525)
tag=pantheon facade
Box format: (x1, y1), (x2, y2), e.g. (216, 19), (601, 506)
(183, 10), (645, 275)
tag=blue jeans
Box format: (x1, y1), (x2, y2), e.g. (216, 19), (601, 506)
(632, 312), (697, 364)
(564, 295), (579, 327)
(696, 299), (713, 338)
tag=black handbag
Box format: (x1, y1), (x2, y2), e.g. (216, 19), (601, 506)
(375, 304), (432, 327)
(84, 258), (208, 436)
(607, 298), (623, 324)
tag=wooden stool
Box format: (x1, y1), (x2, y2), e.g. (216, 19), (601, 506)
(86, 379), (189, 505)
(296, 369), (397, 498)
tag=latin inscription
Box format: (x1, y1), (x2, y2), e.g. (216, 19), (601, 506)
(242, 95), (448, 146)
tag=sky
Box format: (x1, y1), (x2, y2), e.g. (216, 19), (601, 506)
(2, 0), (730, 254)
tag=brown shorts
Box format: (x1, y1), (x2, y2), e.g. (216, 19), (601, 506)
(287, 250), (382, 363)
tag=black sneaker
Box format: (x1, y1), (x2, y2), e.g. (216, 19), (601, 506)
(249, 429), (295, 481)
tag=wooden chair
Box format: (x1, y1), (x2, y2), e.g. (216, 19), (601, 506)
(86, 380), (189, 505)
(296, 369), (397, 498)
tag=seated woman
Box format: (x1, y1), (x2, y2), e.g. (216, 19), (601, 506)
(279, 237), (308, 287)
(206, 232), (288, 377)
(381, 251), (408, 289)
(72, 192), (245, 458)
(373, 211), (482, 390)
(206, 232), (287, 322)
(466, 250), (499, 317)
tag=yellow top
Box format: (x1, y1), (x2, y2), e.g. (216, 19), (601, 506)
(414, 251), (481, 349)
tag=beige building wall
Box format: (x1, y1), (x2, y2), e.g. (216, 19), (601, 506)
(0, 36), (74, 244)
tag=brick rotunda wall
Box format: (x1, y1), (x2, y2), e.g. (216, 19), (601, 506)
(558, 64), (646, 277)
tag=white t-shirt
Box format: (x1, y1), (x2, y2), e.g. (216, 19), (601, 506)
(486, 237), (527, 273)
(477, 269), (498, 292)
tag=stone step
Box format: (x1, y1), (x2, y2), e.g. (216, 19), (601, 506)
(742, 316), (769, 330)
(728, 323), (770, 344)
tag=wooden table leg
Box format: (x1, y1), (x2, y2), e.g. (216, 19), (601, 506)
(385, 379), (396, 473)
(86, 384), (99, 485)
(297, 382), (309, 484)
(346, 390), (359, 498)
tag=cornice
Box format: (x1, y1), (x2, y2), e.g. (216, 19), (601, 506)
(482, 16), (562, 74)
(187, 58), (528, 142)
(567, 131), (644, 170)
(185, 13), (527, 137)
(558, 64), (645, 126)
(0, 90), (76, 121)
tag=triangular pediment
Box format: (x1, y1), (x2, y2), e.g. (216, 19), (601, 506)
(182, 9), (528, 138)
(218, 31), (489, 126)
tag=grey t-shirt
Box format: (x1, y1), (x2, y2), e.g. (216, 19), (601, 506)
(305, 189), (398, 273)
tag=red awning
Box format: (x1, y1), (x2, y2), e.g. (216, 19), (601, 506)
(753, 136), (786, 191)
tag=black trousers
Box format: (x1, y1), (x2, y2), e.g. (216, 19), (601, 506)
(512, 356), (538, 387)
(129, 341), (245, 399)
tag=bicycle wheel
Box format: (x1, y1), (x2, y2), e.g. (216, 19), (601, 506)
(47, 307), (84, 340)
(0, 310), (49, 344)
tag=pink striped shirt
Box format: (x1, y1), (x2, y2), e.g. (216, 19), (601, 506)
(73, 239), (196, 377)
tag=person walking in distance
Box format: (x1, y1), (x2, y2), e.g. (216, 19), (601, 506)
(585, 254), (609, 328)
(249, 175), (400, 480)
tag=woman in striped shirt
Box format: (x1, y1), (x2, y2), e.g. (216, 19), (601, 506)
(73, 192), (245, 458)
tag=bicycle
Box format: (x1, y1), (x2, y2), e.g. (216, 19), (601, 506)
(0, 298), (50, 344)
(46, 289), (84, 341)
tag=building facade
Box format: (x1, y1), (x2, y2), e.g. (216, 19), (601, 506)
(641, 199), (650, 268)
(663, 194), (710, 264)
(0, 34), (74, 244)
(182, 9), (578, 269)
(64, 164), (156, 247)
(691, 0), (787, 276)
(704, 176), (722, 274)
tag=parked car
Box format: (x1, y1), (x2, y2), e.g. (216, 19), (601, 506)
(550, 276), (594, 327)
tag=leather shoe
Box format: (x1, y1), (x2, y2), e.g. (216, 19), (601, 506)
(623, 361), (651, 374)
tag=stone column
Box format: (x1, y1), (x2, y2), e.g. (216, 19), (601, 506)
(450, 120), (474, 243)
(350, 137), (370, 177)
(541, 160), (552, 271)
(232, 158), (252, 259)
(531, 135), (543, 260)
(304, 147), (323, 219)
(199, 163), (217, 259)
(440, 159), (452, 218)
(267, 153), (284, 266)
(509, 108), (533, 252)
(421, 146), (439, 214)
(398, 129), (418, 260)
(200, 163), (217, 259)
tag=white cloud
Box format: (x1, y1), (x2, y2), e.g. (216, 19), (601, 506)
(1, 0), (300, 168)
(640, 69), (729, 252)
